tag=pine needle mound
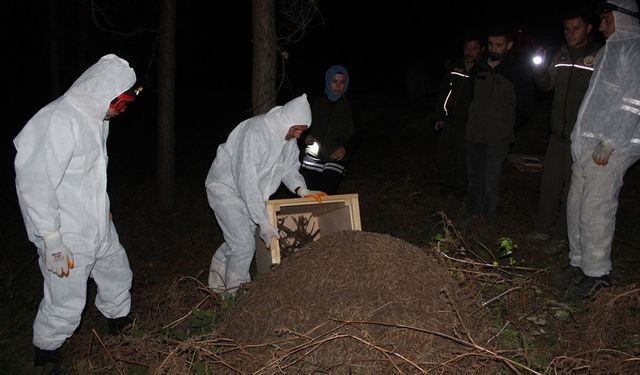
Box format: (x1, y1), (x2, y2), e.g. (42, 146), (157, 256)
(214, 231), (498, 374)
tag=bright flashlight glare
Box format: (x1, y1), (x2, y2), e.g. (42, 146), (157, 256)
(532, 55), (543, 65)
(308, 141), (320, 157)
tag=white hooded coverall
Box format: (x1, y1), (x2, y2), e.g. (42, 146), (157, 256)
(14, 54), (135, 350)
(568, 0), (640, 277)
(205, 94), (312, 293)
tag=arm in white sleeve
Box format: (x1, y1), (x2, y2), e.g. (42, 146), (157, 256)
(14, 116), (75, 239)
(233, 129), (271, 226)
(602, 52), (640, 149)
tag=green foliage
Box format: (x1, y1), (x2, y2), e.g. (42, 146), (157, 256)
(525, 314), (548, 326)
(192, 360), (214, 375)
(618, 335), (640, 351)
(496, 237), (517, 266)
(165, 293), (237, 341)
(191, 308), (217, 330)
(546, 299), (575, 322)
(128, 364), (149, 375)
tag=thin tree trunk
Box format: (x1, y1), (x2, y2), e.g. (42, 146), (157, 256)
(251, 0), (277, 115)
(75, 0), (88, 76)
(48, 0), (60, 98)
(157, 0), (176, 211)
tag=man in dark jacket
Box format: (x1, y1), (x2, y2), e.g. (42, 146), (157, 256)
(434, 35), (484, 198)
(465, 25), (534, 222)
(528, 6), (602, 243)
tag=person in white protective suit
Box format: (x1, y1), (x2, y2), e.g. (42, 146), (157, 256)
(205, 93), (326, 295)
(14, 54), (140, 370)
(558, 0), (640, 299)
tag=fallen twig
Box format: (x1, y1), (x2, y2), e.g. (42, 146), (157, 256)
(89, 328), (126, 375)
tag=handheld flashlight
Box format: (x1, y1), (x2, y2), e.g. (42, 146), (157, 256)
(532, 55), (544, 65)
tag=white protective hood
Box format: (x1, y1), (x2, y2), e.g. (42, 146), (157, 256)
(206, 94), (311, 226)
(572, 0), (640, 150)
(14, 54), (136, 246)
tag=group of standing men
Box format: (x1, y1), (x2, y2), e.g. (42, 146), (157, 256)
(434, 0), (640, 298)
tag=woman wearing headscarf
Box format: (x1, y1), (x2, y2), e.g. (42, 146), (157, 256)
(300, 65), (360, 195)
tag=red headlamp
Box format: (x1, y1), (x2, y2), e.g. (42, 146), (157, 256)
(109, 86), (143, 113)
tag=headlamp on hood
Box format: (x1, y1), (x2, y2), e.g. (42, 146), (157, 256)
(109, 85), (143, 113)
(596, 1), (640, 21)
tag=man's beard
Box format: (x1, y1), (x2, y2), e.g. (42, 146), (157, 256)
(489, 52), (502, 61)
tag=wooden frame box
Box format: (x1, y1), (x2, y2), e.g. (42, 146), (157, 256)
(255, 193), (361, 273)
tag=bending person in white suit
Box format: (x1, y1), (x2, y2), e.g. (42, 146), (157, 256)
(205, 94), (325, 295)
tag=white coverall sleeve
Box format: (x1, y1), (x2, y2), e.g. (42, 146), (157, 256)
(232, 129), (271, 227)
(604, 56), (640, 149)
(14, 118), (75, 238)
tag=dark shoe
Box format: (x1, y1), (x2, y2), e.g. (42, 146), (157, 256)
(566, 275), (611, 299)
(34, 346), (65, 374)
(550, 265), (583, 285)
(107, 316), (132, 335)
(526, 231), (550, 242)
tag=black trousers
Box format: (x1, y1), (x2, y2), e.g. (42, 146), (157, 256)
(436, 122), (467, 193)
(465, 141), (509, 222)
(300, 167), (343, 195)
(534, 135), (572, 239)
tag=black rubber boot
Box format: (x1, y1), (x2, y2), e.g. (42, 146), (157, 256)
(566, 275), (611, 300)
(550, 265), (583, 285)
(34, 346), (64, 374)
(107, 316), (131, 335)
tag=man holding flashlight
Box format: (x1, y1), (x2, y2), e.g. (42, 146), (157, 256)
(561, 0), (640, 298)
(528, 5), (601, 246)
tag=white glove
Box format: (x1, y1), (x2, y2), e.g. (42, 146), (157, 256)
(592, 142), (614, 166)
(259, 222), (280, 248)
(297, 187), (327, 202)
(43, 232), (75, 277)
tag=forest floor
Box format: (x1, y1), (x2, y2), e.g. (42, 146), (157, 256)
(2, 92), (640, 374)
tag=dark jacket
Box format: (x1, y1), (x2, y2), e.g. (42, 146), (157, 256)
(304, 94), (359, 162)
(534, 39), (601, 142)
(435, 58), (483, 126)
(466, 53), (534, 146)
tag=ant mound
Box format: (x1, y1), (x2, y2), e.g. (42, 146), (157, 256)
(215, 231), (498, 374)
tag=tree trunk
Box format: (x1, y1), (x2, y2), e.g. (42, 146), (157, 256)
(74, 0), (88, 76)
(251, 0), (277, 115)
(48, 0), (60, 98)
(157, 0), (176, 211)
